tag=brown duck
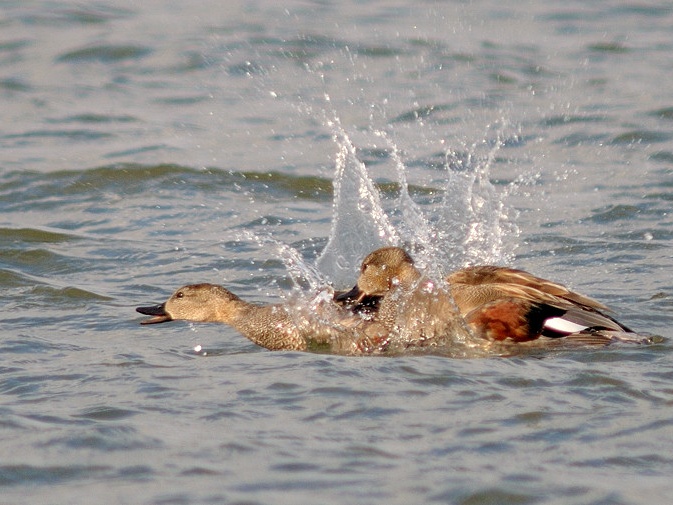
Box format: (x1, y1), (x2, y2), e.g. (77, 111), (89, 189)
(336, 246), (642, 345)
(137, 283), (389, 354)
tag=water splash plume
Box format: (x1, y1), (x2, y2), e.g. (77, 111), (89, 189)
(315, 113), (400, 285)
(316, 114), (518, 286)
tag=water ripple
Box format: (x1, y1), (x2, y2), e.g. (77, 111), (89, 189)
(0, 464), (111, 487)
(2, 2), (673, 504)
(56, 44), (152, 63)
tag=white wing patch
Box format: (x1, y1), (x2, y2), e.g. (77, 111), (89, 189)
(544, 317), (588, 335)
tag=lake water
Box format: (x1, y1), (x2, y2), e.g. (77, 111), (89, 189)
(2, 1), (673, 504)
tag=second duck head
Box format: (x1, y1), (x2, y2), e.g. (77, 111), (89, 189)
(334, 246), (422, 304)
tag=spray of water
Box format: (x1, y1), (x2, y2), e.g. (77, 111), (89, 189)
(241, 230), (329, 293)
(433, 121), (519, 269)
(241, 95), (519, 300)
(315, 112), (400, 285)
(313, 113), (519, 288)
(224, 103), (524, 355)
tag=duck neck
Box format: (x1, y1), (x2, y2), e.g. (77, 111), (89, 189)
(227, 302), (307, 351)
(394, 265), (423, 293)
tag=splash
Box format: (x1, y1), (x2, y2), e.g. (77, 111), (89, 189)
(242, 103), (519, 294)
(314, 113), (399, 285)
(315, 115), (519, 287)
(223, 107), (524, 357)
(242, 230), (329, 293)
(432, 122), (519, 269)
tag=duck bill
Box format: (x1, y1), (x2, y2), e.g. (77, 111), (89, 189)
(333, 285), (365, 305)
(136, 303), (173, 325)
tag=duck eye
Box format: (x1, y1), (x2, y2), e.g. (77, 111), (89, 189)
(176, 291), (184, 299)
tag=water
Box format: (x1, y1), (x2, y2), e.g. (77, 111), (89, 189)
(2, 1), (673, 504)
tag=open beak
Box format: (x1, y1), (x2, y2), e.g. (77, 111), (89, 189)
(334, 285), (381, 315)
(334, 285), (365, 305)
(136, 303), (173, 325)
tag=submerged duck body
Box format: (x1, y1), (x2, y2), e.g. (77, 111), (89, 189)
(137, 283), (390, 354)
(338, 247), (646, 347)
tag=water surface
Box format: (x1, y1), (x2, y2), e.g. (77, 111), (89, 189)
(2, 1), (673, 504)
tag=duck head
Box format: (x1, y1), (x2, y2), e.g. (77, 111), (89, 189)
(136, 283), (241, 324)
(334, 247), (421, 305)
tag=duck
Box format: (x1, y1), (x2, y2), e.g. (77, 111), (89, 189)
(336, 247), (473, 350)
(136, 283), (390, 354)
(335, 246), (643, 346)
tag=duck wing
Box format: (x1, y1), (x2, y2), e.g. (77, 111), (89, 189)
(542, 305), (632, 337)
(448, 266), (609, 312)
(463, 299), (565, 342)
(464, 297), (634, 343)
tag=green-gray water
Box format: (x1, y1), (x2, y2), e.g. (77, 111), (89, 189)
(2, 2), (673, 504)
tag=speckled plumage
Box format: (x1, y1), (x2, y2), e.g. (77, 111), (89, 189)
(342, 247), (641, 345)
(137, 283), (390, 354)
